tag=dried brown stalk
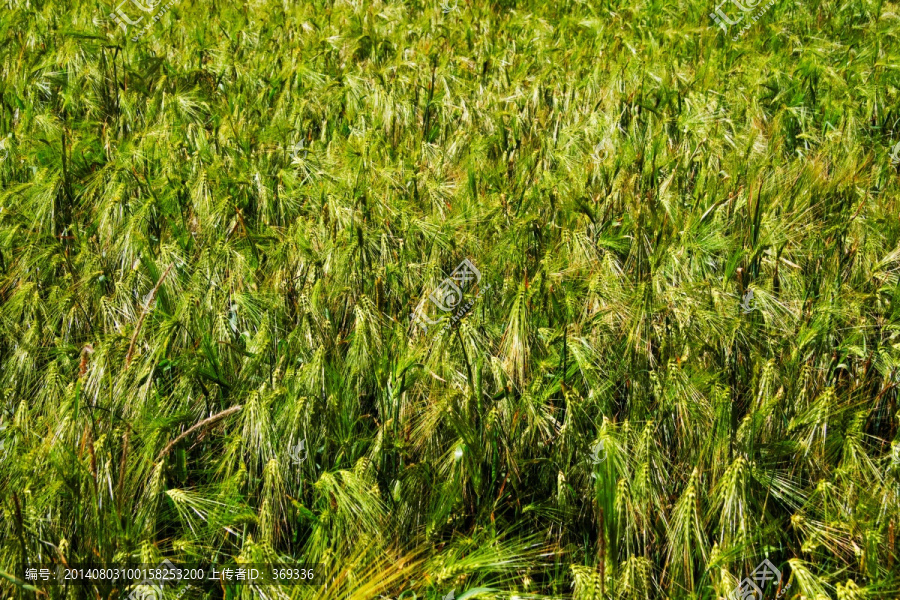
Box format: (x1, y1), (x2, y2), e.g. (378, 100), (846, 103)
(125, 263), (173, 368)
(155, 405), (243, 462)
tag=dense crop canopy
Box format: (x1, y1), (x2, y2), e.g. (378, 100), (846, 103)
(1, 0), (900, 598)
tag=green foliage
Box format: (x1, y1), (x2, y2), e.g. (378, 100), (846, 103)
(1, 0), (900, 597)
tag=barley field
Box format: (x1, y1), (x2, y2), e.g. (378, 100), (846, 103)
(1, 0), (900, 598)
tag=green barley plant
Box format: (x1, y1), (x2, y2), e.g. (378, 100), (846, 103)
(1, 0), (900, 597)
